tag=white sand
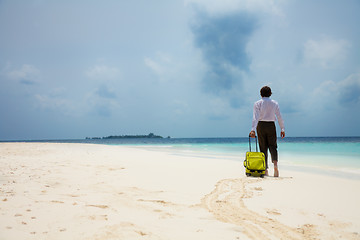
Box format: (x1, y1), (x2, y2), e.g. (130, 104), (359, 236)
(0, 143), (359, 240)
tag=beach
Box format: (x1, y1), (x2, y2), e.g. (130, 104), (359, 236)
(1, 143), (359, 240)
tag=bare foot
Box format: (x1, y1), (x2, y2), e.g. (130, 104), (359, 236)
(274, 167), (279, 177)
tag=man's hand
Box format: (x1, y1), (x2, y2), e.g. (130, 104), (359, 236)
(281, 131), (285, 139)
(249, 131), (256, 138)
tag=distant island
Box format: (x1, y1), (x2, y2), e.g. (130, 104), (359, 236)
(85, 133), (170, 140)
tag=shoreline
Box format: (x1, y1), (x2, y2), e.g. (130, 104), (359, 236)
(1, 138), (359, 178)
(131, 144), (360, 180)
(1, 142), (359, 239)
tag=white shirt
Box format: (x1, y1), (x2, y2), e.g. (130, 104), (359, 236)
(251, 97), (285, 132)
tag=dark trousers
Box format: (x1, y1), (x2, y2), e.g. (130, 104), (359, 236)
(256, 121), (278, 169)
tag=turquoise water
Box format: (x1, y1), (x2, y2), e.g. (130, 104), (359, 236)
(124, 137), (360, 178)
(7, 137), (360, 178)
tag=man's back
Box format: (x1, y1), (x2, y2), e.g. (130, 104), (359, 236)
(252, 97), (284, 132)
(255, 97), (280, 122)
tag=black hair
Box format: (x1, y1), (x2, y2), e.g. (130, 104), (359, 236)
(260, 86), (272, 97)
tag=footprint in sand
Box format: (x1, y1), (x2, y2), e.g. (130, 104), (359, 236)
(137, 199), (171, 205)
(202, 178), (318, 240)
(266, 209), (281, 215)
(108, 167), (125, 171)
(67, 194), (80, 197)
(135, 230), (147, 236)
(89, 215), (108, 221)
(86, 204), (109, 209)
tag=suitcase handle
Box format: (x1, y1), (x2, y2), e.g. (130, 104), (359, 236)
(248, 136), (258, 152)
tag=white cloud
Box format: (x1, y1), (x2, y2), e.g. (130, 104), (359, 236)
(310, 80), (338, 110)
(303, 37), (350, 68)
(185, 0), (285, 16)
(7, 64), (41, 84)
(34, 86), (119, 118)
(85, 65), (120, 80)
(95, 85), (116, 99)
(34, 94), (75, 116)
(34, 88), (84, 116)
(85, 88), (121, 117)
(313, 80), (337, 98)
(311, 73), (360, 110)
(338, 73), (360, 104)
(203, 97), (233, 120)
(144, 52), (173, 79)
(144, 57), (164, 76)
(171, 100), (189, 116)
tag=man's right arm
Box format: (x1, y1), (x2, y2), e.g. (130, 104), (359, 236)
(250, 102), (259, 138)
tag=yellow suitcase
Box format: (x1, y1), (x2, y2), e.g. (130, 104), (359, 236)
(244, 136), (266, 177)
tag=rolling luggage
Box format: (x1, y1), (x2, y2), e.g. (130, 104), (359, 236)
(244, 136), (266, 178)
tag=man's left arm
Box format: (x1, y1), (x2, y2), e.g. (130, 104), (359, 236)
(275, 104), (285, 138)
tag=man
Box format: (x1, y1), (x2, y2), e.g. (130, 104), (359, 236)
(249, 86), (285, 177)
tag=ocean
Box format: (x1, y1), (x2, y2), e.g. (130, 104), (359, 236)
(4, 137), (360, 179)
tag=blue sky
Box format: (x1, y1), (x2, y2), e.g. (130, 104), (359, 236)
(1, 0), (359, 140)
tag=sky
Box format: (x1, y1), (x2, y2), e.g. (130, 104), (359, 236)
(1, 0), (360, 140)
